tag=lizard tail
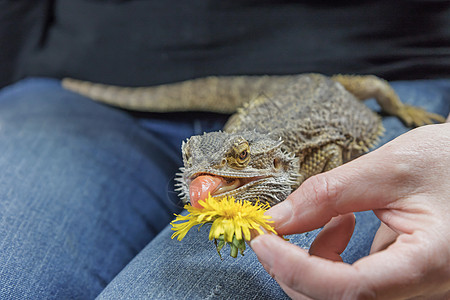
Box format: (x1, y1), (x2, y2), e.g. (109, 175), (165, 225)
(62, 76), (281, 113)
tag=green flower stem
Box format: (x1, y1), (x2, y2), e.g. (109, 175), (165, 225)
(214, 234), (247, 259)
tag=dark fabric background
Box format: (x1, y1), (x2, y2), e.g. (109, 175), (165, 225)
(1, 0), (450, 88)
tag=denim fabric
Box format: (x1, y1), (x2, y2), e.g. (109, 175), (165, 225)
(0, 78), (227, 299)
(0, 78), (448, 299)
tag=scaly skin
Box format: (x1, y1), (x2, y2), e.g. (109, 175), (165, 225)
(175, 74), (386, 205)
(62, 74), (446, 205)
(62, 74), (445, 126)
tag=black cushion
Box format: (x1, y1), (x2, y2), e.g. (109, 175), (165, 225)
(4, 0), (450, 87)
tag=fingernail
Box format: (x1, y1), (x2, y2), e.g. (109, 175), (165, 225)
(250, 235), (274, 269)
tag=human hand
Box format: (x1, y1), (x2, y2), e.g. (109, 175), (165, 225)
(251, 123), (450, 299)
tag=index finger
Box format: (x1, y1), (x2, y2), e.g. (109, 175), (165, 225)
(268, 141), (412, 235)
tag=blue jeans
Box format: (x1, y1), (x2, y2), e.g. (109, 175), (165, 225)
(0, 78), (448, 299)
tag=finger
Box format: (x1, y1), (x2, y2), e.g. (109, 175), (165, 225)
(370, 222), (398, 253)
(252, 234), (364, 299)
(277, 281), (313, 300)
(251, 232), (438, 300)
(308, 214), (355, 262)
(268, 157), (393, 234)
(267, 136), (420, 235)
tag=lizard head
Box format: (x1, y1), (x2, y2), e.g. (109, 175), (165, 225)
(175, 131), (300, 206)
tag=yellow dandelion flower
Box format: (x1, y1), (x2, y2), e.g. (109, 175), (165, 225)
(170, 194), (277, 258)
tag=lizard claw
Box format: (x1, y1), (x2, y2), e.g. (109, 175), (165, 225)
(396, 104), (446, 127)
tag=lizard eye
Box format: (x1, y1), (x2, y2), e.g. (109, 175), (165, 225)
(238, 150), (248, 161)
(235, 142), (250, 164)
(227, 138), (250, 169)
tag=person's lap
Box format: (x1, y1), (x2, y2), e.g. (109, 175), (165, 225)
(0, 78), (448, 299)
(0, 78), (227, 298)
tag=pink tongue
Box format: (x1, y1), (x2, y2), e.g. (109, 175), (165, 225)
(189, 175), (223, 208)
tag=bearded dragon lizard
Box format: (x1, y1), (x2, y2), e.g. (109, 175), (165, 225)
(62, 74), (445, 206)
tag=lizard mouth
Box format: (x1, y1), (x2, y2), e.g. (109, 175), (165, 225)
(188, 174), (266, 208)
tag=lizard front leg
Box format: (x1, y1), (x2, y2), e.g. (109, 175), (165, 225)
(331, 74), (446, 126)
(298, 143), (343, 185)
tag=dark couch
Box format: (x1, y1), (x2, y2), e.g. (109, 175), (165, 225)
(1, 0), (450, 89)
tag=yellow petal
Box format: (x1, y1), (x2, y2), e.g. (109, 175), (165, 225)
(170, 194), (277, 248)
